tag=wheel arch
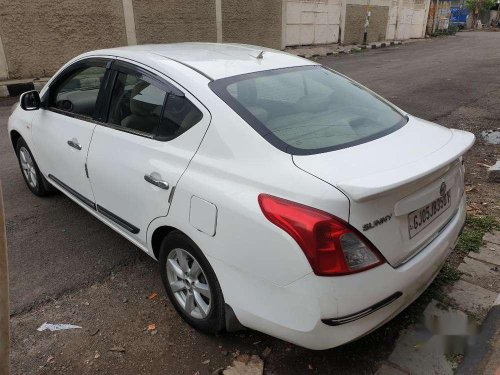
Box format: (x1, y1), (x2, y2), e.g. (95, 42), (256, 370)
(150, 225), (180, 260)
(10, 130), (22, 151)
(151, 223), (245, 332)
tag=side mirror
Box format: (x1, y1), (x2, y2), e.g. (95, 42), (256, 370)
(20, 90), (41, 111)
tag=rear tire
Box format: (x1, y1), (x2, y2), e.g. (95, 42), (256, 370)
(15, 138), (52, 196)
(159, 231), (225, 333)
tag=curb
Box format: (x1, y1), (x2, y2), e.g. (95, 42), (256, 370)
(366, 40), (403, 50)
(285, 40), (405, 59)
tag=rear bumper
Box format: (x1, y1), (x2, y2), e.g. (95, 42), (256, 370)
(218, 195), (466, 350)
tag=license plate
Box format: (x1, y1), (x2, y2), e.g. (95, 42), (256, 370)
(408, 190), (452, 239)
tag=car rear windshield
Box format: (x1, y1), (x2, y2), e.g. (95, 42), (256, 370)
(209, 65), (407, 155)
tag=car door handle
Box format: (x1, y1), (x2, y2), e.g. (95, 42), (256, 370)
(144, 174), (169, 190)
(67, 139), (82, 150)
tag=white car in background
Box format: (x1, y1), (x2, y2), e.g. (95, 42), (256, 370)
(8, 43), (474, 350)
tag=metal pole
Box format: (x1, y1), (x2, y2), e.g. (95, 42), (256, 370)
(363, 1), (371, 45)
(0, 183), (9, 375)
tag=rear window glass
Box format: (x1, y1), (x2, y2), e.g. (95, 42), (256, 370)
(210, 66), (407, 154)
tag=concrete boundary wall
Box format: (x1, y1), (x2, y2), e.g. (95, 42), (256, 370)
(0, 0), (281, 80)
(0, 0), (128, 79)
(221, 0), (282, 49)
(0, 0), (430, 80)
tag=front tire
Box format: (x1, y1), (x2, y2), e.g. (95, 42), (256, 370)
(16, 138), (51, 196)
(159, 231), (225, 333)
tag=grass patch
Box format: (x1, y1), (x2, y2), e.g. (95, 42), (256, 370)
(455, 214), (499, 254)
(433, 263), (462, 287)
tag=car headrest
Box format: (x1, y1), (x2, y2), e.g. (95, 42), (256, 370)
(130, 81), (154, 118)
(236, 79), (257, 106)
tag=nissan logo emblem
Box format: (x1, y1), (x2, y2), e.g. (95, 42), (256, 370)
(440, 182), (447, 196)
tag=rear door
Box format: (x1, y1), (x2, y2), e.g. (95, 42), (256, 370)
(32, 58), (109, 208)
(87, 60), (211, 246)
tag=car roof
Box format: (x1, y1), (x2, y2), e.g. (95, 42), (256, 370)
(87, 43), (318, 81)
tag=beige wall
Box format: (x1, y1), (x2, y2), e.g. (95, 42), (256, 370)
(368, 6), (390, 42)
(0, 0), (282, 80)
(0, 0), (424, 80)
(133, 0), (217, 44)
(221, 0), (282, 49)
(0, 0), (127, 79)
(343, 4), (389, 44)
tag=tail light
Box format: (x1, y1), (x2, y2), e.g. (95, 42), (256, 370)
(258, 194), (385, 276)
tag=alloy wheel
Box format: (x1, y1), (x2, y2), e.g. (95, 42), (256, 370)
(166, 248), (212, 319)
(19, 147), (38, 189)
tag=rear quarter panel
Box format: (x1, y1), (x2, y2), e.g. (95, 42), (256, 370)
(148, 94), (350, 287)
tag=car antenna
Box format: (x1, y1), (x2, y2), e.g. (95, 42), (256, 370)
(250, 50), (264, 59)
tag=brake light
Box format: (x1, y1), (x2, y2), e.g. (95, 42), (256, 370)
(258, 194), (385, 276)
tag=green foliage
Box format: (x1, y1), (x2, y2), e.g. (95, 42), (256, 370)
(455, 214), (499, 254)
(465, 215), (499, 232)
(434, 263), (462, 287)
(465, 0), (496, 13)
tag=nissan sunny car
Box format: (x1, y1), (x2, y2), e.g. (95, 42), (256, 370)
(8, 43), (474, 350)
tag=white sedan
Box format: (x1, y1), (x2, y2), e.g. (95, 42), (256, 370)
(8, 43), (474, 350)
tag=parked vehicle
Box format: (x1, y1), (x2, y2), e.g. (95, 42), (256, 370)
(450, 6), (468, 29)
(8, 43), (474, 350)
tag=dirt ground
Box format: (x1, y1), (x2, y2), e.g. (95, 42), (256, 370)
(1, 31), (499, 375)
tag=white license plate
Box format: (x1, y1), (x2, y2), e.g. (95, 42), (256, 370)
(408, 190), (452, 239)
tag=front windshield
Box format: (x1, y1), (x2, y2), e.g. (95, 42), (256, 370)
(211, 66), (407, 154)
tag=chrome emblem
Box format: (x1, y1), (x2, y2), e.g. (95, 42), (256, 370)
(362, 213), (393, 232)
(440, 182), (447, 196)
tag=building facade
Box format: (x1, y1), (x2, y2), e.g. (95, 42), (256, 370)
(283, 0), (429, 46)
(0, 0), (431, 80)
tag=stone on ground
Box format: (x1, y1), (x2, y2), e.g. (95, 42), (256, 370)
(223, 355), (264, 375)
(385, 300), (480, 375)
(483, 231), (500, 246)
(487, 160), (500, 182)
(387, 327), (453, 375)
(468, 241), (500, 266)
(458, 257), (499, 293)
(447, 280), (497, 318)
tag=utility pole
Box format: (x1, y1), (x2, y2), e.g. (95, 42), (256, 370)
(0, 183), (9, 375)
(363, 0), (372, 45)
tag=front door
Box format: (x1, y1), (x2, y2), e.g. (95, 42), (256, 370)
(32, 59), (109, 208)
(87, 61), (211, 245)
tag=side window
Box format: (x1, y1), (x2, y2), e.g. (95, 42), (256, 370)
(50, 65), (106, 118)
(157, 95), (203, 139)
(107, 72), (166, 136)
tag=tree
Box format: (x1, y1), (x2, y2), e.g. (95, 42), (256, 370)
(465, 0), (496, 27)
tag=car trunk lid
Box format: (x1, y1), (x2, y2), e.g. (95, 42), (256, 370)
(293, 117), (475, 266)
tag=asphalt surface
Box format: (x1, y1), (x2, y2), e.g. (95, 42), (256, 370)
(0, 101), (145, 315)
(1, 31), (499, 374)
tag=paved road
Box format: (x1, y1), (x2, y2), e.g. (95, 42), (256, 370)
(326, 32), (500, 122)
(0, 101), (146, 315)
(1, 31), (499, 374)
